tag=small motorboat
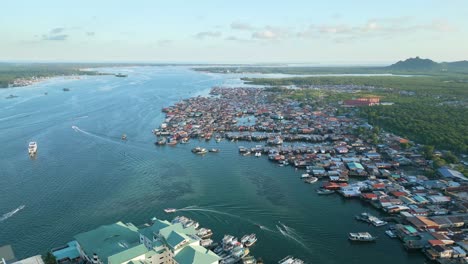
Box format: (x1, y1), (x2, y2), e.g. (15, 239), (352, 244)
(164, 208), (177, 213)
(317, 188), (335, 195)
(121, 134), (127, 140)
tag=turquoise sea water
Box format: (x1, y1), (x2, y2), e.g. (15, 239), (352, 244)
(0, 67), (425, 263)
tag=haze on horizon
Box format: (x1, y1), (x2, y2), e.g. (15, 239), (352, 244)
(1, 0), (467, 64)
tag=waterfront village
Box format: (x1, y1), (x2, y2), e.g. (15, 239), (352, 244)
(2, 86), (467, 264)
(153, 86), (468, 263)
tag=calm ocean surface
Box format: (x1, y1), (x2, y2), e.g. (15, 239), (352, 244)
(0, 67), (425, 263)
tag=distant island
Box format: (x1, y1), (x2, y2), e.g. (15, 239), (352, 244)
(194, 57), (468, 75)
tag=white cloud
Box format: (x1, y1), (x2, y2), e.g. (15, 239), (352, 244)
(194, 31), (222, 39)
(41, 28), (69, 41)
(252, 30), (277, 39)
(251, 26), (291, 40)
(157, 39), (172, 46)
(231, 22), (254, 31)
(428, 19), (456, 32)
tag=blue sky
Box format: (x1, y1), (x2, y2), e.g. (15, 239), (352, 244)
(1, 0), (467, 63)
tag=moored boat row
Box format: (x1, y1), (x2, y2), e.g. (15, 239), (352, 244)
(278, 256), (304, 264)
(355, 212), (388, 227)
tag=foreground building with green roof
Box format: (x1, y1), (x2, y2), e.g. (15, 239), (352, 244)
(70, 219), (220, 264)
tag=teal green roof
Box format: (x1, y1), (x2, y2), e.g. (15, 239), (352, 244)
(74, 221), (140, 264)
(52, 241), (81, 261)
(405, 225), (417, 233)
(108, 244), (148, 264)
(127, 260), (145, 264)
(151, 240), (164, 248)
(348, 162), (364, 170)
(174, 245), (221, 264)
(413, 195), (428, 203)
(139, 219), (171, 240)
(159, 222), (197, 237)
(165, 231), (189, 249)
(138, 228), (154, 241)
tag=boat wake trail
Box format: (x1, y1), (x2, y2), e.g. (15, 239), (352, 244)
(177, 206), (277, 233)
(72, 115), (88, 120)
(0, 111), (37, 122)
(177, 207), (240, 219)
(0, 205), (25, 222)
(276, 222), (310, 252)
(71, 126), (154, 154)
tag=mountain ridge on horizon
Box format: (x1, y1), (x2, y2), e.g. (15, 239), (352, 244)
(387, 56), (468, 71)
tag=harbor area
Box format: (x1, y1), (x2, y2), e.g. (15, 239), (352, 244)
(48, 214), (305, 264)
(153, 86), (468, 263)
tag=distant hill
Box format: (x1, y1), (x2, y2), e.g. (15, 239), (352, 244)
(387, 57), (440, 71)
(387, 57), (468, 72)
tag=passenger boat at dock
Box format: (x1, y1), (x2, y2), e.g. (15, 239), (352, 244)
(28, 142), (37, 156)
(197, 228), (213, 239)
(164, 208), (176, 213)
(171, 216), (199, 229)
(200, 238), (214, 247)
(241, 234), (257, 247)
(192, 147), (208, 154)
(348, 232), (377, 242)
(355, 212), (387, 226)
(242, 256), (257, 264)
(278, 256), (304, 264)
(155, 137), (167, 145)
(385, 230), (397, 238)
(304, 177), (318, 184)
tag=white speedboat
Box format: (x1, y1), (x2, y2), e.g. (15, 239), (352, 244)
(28, 142), (37, 155)
(164, 208), (176, 213)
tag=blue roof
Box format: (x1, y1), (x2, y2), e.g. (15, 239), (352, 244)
(438, 167), (466, 181)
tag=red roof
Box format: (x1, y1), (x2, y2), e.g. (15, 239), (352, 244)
(362, 193), (378, 199)
(429, 240), (445, 246)
(372, 183), (385, 189)
(391, 191), (406, 197)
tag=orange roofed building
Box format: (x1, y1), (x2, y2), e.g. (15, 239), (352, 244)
(344, 97), (380, 107)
